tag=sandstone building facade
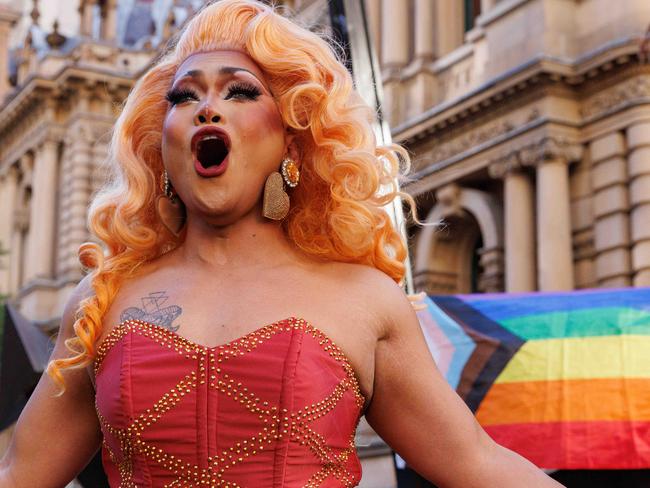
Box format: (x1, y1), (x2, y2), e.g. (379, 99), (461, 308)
(371, 0), (650, 296)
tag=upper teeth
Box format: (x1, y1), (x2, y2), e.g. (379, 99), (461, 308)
(200, 135), (221, 142)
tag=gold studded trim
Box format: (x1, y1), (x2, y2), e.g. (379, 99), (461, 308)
(131, 372), (199, 434)
(292, 378), (356, 424)
(209, 424), (281, 480)
(304, 447), (358, 488)
(94, 317), (367, 407)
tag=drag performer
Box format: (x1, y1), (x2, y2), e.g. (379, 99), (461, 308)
(0, 1), (562, 486)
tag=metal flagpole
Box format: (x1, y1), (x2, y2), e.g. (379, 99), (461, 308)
(328, 0), (414, 294)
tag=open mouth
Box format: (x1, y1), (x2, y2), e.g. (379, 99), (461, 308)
(196, 135), (229, 169)
(191, 127), (231, 177)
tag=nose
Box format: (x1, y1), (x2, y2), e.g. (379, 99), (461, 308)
(194, 104), (221, 125)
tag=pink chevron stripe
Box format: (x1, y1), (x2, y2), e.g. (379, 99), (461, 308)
(417, 309), (455, 377)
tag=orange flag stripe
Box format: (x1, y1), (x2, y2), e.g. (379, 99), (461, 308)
(476, 378), (650, 425)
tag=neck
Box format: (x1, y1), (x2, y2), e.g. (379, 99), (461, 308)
(176, 210), (298, 273)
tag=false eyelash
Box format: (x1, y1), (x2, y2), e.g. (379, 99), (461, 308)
(226, 82), (262, 100)
(165, 88), (199, 105)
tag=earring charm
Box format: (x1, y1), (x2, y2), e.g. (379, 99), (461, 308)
(163, 170), (174, 198)
(263, 156), (298, 221)
(281, 157), (300, 188)
(156, 169), (186, 236)
(262, 172), (290, 220)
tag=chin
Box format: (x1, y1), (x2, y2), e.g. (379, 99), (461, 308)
(190, 198), (251, 226)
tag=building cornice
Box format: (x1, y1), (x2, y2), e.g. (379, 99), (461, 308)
(488, 137), (584, 179)
(403, 119), (582, 196)
(0, 62), (134, 171)
(393, 37), (644, 145)
(0, 64), (133, 132)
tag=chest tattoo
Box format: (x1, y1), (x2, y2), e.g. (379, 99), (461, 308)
(120, 291), (182, 332)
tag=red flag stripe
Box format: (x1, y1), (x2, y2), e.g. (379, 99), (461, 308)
(484, 421), (650, 470)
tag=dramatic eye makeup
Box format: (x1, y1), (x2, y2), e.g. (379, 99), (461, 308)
(165, 80), (262, 106)
(165, 88), (199, 105)
(224, 82), (261, 100)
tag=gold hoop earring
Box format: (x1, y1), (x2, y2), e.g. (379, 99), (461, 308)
(263, 157), (298, 221)
(156, 170), (186, 236)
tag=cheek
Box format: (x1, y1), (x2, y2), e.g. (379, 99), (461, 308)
(162, 113), (186, 154)
(237, 104), (285, 147)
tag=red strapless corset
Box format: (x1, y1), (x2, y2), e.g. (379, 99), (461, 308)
(93, 317), (365, 488)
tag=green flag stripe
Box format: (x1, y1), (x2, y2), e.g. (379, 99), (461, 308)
(499, 307), (650, 340)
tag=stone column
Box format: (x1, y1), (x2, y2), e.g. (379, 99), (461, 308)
(78, 0), (96, 37)
(434, 0), (464, 57)
(627, 122), (650, 286)
(521, 138), (581, 291)
(365, 0), (381, 60)
(570, 148), (597, 289)
(57, 125), (94, 280)
(101, 0), (118, 42)
(589, 132), (631, 287)
(0, 6), (21, 101)
(380, 0), (410, 125)
(381, 0), (409, 68)
(24, 139), (59, 283)
(537, 160), (573, 290)
(0, 167), (18, 295)
(9, 214), (25, 294)
(478, 246), (505, 293)
(414, 0), (435, 61)
(489, 154), (536, 292)
(410, 0), (437, 115)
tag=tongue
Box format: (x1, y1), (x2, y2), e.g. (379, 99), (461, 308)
(197, 138), (228, 168)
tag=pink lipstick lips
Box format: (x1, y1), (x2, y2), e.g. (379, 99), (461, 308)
(191, 126), (231, 177)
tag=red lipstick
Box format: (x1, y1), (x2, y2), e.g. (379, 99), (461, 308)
(191, 126), (231, 178)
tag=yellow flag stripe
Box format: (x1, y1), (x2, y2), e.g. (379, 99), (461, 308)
(496, 335), (650, 383)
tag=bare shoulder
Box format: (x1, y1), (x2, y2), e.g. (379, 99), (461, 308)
(324, 261), (402, 294)
(65, 273), (94, 310)
(59, 273), (95, 338)
(320, 261), (414, 338)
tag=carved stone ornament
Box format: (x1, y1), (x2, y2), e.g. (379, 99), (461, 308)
(487, 152), (521, 179)
(14, 207), (30, 232)
(518, 137), (584, 167)
(46, 20), (67, 49)
(425, 119), (516, 165)
(417, 108), (543, 171)
(435, 184), (464, 218)
(580, 75), (650, 119)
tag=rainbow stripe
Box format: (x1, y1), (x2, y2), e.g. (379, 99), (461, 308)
(420, 288), (650, 469)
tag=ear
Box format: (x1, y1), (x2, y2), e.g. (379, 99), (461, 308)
(285, 133), (300, 166)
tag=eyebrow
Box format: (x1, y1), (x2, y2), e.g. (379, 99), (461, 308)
(176, 66), (267, 90)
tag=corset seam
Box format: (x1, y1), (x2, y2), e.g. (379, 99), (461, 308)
(272, 324), (304, 488)
(123, 331), (152, 486)
(197, 351), (210, 475)
(121, 329), (135, 486)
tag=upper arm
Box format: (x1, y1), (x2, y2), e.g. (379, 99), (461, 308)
(0, 275), (103, 488)
(364, 282), (493, 487)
